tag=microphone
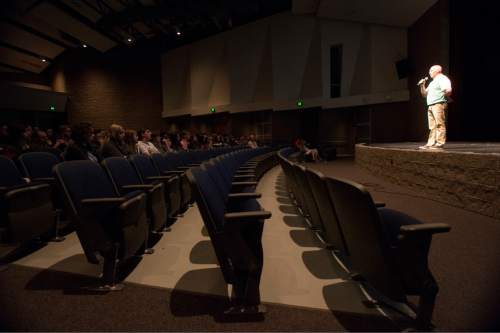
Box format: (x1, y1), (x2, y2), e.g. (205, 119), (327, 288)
(417, 77), (428, 86)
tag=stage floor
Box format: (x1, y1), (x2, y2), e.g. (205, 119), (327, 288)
(368, 142), (500, 154)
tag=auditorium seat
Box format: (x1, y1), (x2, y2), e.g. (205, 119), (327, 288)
(305, 168), (348, 255)
(130, 154), (182, 223)
(102, 156), (167, 242)
(0, 156), (54, 246)
(187, 164), (271, 312)
(325, 176), (450, 329)
(54, 160), (149, 290)
(19, 152), (66, 241)
(153, 153), (192, 210)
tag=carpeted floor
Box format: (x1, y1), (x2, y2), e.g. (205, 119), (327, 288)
(308, 158), (500, 331)
(0, 264), (396, 332)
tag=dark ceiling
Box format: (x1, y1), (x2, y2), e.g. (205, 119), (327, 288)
(0, 0), (291, 74)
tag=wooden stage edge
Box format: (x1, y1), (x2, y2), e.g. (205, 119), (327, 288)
(355, 142), (500, 220)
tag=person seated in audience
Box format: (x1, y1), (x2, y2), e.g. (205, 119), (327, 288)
(179, 133), (190, 151)
(64, 122), (98, 162)
(30, 130), (52, 151)
(162, 135), (176, 153)
(124, 129), (139, 155)
(294, 138), (321, 162)
(151, 133), (166, 153)
(53, 125), (72, 152)
(101, 124), (129, 158)
(247, 133), (258, 149)
(137, 129), (160, 156)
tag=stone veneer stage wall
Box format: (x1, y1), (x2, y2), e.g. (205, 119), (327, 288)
(355, 144), (500, 219)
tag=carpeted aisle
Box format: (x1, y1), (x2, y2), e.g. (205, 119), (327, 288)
(0, 264), (349, 332)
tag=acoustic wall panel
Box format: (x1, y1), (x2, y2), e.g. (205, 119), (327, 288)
(300, 20), (323, 99)
(271, 14), (316, 102)
(228, 20), (269, 105)
(189, 34), (225, 114)
(207, 39), (230, 108)
(162, 45), (191, 115)
(321, 20), (364, 99)
(350, 25), (372, 95)
(370, 26), (407, 93)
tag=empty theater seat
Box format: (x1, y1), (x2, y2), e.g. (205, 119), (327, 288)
(186, 149), (276, 313)
(19, 152), (66, 241)
(54, 160), (148, 290)
(0, 156), (54, 246)
(102, 156), (167, 238)
(325, 176), (450, 330)
(130, 154), (182, 223)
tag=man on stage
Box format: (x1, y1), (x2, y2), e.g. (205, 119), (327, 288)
(418, 65), (452, 149)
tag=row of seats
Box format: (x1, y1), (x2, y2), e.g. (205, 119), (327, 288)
(278, 147), (451, 330)
(0, 147), (245, 287)
(187, 147), (278, 314)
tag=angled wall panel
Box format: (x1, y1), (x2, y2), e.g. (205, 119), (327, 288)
(189, 34), (226, 114)
(272, 13), (316, 102)
(228, 20), (269, 105)
(350, 25), (372, 95)
(370, 26), (407, 93)
(321, 19), (364, 99)
(300, 20), (323, 99)
(253, 24), (274, 104)
(208, 39), (230, 108)
(162, 45), (190, 116)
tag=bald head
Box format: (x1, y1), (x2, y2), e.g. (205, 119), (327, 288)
(429, 65), (443, 78)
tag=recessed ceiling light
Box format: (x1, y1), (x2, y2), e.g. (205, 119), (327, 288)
(127, 37), (133, 43)
(41, 58), (47, 62)
(82, 43), (87, 48)
(176, 31), (181, 36)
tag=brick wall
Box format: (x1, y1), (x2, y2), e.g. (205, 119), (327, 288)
(48, 46), (163, 132)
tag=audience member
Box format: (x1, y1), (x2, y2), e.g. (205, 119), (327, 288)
(137, 129), (160, 156)
(64, 122), (98, 162)
(124, 129), (139, 155)
(247, 133), (258, 149)
(101, 124), (128, 158)
(294, 138), (321, 162)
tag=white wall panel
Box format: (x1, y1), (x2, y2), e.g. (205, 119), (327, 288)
(228, 20), (269, 104)
(272, 14), (316, 101)
(370, 26), (407, 93)
(321, 20), (363, 98)
(189, 34), (226, 115)
(162, 45), (190, 116)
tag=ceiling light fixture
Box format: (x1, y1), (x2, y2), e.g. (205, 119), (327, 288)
(82, 43), (87, 48)
(127, 37), (133, 43)
(176, 31), (181, 36)
(41, 58), (47, 63)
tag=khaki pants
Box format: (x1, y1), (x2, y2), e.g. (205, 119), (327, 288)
(426, 103), (447, 146)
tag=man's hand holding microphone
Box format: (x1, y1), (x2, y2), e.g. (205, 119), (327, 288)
(417, 77), (428, 86)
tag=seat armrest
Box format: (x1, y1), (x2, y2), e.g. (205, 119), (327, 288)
(375, 202), (386, 208)
(233, 174), (255, 179)
(400, 223), (451, 236)
(232, 181), (258, 186)
(162, 170), (184, 175)
(32, 177), (55, 183)
(81, 197), (127, 206)
(147, 175), (174, 181)
(228, 192), (262, 199)
(122, 184), (155, 191)
(4, 183), (51, 199)
(189, 163), (201, 167)
(177, 166), (190, 170)
(224, 210), (272, 222)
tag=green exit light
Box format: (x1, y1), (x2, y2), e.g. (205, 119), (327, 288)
(210, 107), (216, 113)
(296, 100), (304, 108)
(49, 106), (56, 111)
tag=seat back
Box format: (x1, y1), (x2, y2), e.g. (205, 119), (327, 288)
(19, 152), (60, 180)
(292, 164), (323, 231)
(186, 167), (235, 283)
(305, 168), (348, 254)
(129, 154), (159, 184)
(54, 161), (117, 215)
(325, 176), (405, 301)
(101, 157), (142, 195)
(0, 156), (25, 187)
